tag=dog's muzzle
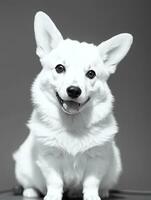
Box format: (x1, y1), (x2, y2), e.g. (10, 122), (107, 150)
(56, 92), (90, 115)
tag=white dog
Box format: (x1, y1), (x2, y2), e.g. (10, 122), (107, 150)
(13, 11), (133, 200)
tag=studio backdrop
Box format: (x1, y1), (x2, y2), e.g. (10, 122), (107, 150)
(0, 0), (150, 191)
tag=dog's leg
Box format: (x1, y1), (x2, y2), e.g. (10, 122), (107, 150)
(13, 134), (46, 196)
(100, 144), (122, 198)
(43, 172), (63, 200)
(37, 157), (63, 200)
(82, 148), (111, 200)
(83, 176), (101, 200)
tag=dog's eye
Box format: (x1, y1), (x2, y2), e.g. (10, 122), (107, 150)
(86, 70), (96, 79)
(55, 64), (66, 73)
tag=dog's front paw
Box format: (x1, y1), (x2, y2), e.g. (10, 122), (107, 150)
(84, 193), (101, 200)
(44, 193), (62, 200)
(23, 188), (39, 198)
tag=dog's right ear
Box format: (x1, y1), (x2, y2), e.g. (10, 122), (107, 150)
(34, 11), (63, 58)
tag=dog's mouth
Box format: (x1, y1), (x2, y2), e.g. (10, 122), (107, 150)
(56, 92), (90, 115)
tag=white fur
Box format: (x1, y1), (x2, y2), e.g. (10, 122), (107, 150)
(13, 11), (133, 200)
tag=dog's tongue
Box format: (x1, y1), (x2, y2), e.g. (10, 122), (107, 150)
(63, 100), (80, 114)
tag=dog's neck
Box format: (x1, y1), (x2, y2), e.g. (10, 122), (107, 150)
(28, 108), (118, 155)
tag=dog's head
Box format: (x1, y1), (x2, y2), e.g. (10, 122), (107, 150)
(33, 11), (133, 115)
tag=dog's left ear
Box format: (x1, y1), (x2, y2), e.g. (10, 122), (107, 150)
(98, 33), (133, 74)
(34, 11), (63, 58)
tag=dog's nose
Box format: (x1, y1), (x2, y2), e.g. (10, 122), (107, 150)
(66, 86), (82, 98)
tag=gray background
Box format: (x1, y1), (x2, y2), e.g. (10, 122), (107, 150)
(0, 0), (150, 191)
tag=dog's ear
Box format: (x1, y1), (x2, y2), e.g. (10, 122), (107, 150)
(98, 33), (133, 74)
(34, 11), (63, 58)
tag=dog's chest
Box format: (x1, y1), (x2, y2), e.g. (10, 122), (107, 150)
(62, 152), (87, 187)
(44, 147), (87, 187)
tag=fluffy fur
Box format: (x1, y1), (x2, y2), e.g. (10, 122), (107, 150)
(13, 11), (133, 200)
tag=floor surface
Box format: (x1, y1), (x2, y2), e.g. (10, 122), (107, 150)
(0, 191), (151, 200)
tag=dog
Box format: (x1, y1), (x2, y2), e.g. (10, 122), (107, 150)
(13, 11), (133, 200)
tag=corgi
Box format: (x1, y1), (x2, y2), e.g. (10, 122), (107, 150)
(13, 11), (133, 200)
